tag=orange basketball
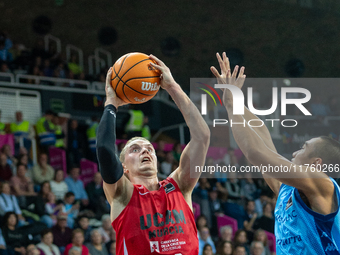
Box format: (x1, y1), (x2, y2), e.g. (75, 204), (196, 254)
(111, 52), (161, 104)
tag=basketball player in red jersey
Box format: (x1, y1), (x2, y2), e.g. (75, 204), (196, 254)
(96, 55), (210, 255)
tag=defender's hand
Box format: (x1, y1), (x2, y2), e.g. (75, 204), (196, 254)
(149, 54), (176, 90)
(105, 67), (128, 108)
(210, 52), (246, 104)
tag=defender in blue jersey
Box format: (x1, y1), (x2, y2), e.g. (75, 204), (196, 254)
(211, 52), (340, 255)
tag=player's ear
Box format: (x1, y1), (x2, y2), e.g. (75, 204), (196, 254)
(122, 163), (129, 174)
(312, 157), (322, 166)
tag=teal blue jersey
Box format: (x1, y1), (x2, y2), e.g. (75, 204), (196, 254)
(275, 178), (340, 254)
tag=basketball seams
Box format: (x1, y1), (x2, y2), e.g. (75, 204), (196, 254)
(112, 54), (130, 92)
(121, 58), (157, 102)
(120, 58), (150, 79)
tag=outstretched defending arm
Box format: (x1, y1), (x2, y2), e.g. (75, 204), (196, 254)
(211, 53), (334, 215)
(149, 55), (210, 199)
(211, 52), (281, 195)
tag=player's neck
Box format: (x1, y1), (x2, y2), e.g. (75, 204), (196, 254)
(132, 176), (159, 191)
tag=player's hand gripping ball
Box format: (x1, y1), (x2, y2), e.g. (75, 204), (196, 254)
(111, 52), (161, 104)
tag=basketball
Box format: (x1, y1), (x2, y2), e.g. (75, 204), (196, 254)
(111, 52), (161, 104)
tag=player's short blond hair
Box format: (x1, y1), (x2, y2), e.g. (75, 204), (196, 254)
(119, 137), (151, 163)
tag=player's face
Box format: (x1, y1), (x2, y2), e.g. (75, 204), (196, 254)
(291, 137), (321, 165)
(123, 139), (157, 176)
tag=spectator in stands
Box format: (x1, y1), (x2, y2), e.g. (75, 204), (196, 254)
(86, 116), (99, 162)
(17, 147), (33, 165)
(1, 212), (25, 255)
(76, 216), (92, 243)
(141, 116), (151, 141)
(240, 173), (258, 201)
(63, 192), (79, 228)
(64, 167), (89, 207)
(10, 111), (32, 155)
(97, 215), (112, 244)
(104, 229), (116, 253)
(172, 142), (182, 163)
(253, 230), (270, 255)
(54, 115), (65, 149)
(10, 163), (37, 207)
(52, 214), (73, 253)
(243, 200), (257, 232)
(0, 153), (12, 181)
(233, 245), (247, 255)
(68, 54), (83, 77)
(193, 178), (212, 228)
(225, 172), (243, 203)
(28, 65), (43, 84)
(0, 229), (6, 255)
(36, 110), (57, 152)
(160, 151), (174, 176)
(223, 148), (236, 166)
(42, 59), (54, 77)
(250, 241), (264, 255)
(36, 229), (60, 255)
(254, 192), (271, 217)
(196, 215), (208, 233)
(64, 229), (89, 255)
(217, 226), (233, 247)
(155, 140), (166, 163)
(50, 169), (69, 201)
(85, 172), (109, 219)
(107, 241), (115, 255)
(44, 192), (63, 227)
(0, 62), (10, 73)
(0, 32), (13, 63)
(202, 244), (214, 255)
(86, 229), (108, 255)
(0, 110), (5, 135)
(0, 181), (25, 223)
(67, 120), (84, 166)
(208, 188), (223, 238)
(54, 62), (67, 79)
(216, 241), (233, 255)
(125, 106), (144, 138)
(1, 144), (17, 172)
(198, 227), (216, 255)
(2, 212), (47, 255)
(17, 154), (33, 177)
(32, 153), (55, 185)
(26, 244), (40, 255)
(106, 229), (116, 249)
(233, 230), (249, 254)
(38, 182), (51, 199)
(253, 203), (274, 234)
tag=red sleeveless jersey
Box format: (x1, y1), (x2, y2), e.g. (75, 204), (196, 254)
(112, 177), (198, 255)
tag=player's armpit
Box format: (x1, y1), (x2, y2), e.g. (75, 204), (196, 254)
(103, 175), (134, 205)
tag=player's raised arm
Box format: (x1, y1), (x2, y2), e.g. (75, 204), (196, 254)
(213, 56), (334, 214)
(211, 52), (282, 195)
(149, 55), (210, 197)
(96, 68), (133, 205)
